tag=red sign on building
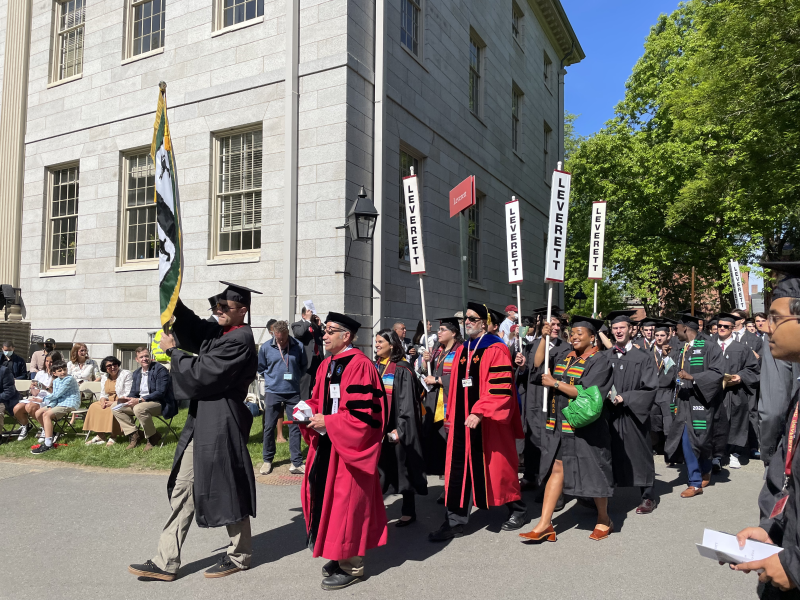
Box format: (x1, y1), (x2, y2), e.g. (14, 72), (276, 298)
(449, 175), (476, 218)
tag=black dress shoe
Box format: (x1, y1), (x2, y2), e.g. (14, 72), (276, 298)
(436, 492), (445, 505)
(636, 498), (657, 515)
(428, 523), (464, 542)
(501, 513), (527, 531)
(128, 560), (176, 582)
(575, 497), (595, 510)
(204, 556), (243, 578)
(321, 560), (339, 578)
(519, 478), (538, 491)
(395, 516), (416, 528)
(321, 568), (360, 591)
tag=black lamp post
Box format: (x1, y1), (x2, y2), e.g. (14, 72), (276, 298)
(574, 290), (588, 310)
(336, 186), (380, 275)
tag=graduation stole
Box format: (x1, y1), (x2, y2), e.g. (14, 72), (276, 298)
(547, 347), (599, 433)
(433, 346), (456, 422)
(377, 358), (396, 402)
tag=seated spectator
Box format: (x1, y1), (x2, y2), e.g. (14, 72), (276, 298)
(114, 347), (177, 451)
(29, 338), (56, 378)
(15, 351), (61, 442)
(83, 356), (132, 447)
(1, 341), (28, 380)
(67, 343), (97, 383)
(31, 360), (80, 455)
(0, 363), (21, 445)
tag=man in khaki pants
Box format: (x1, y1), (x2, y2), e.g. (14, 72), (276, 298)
(114, 347), (176, 450)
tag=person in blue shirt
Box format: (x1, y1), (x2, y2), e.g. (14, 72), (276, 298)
(31, 360), (80, 454)
(257, 320), (308, 475)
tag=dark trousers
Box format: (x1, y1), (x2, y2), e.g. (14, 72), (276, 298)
(640, 485), (655, 501)
(401, 491), (416, 518)
(262, 392), (302, 466)
(446, 497), (527, 527)
(682, 425), (712, 488)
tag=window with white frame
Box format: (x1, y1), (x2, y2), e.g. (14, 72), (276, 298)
(129, 0), (165, 57)
(122, 152), (158, 264)
(47, 165), (80, 269)
(401, 0), (421, 56)
(512, 2), (523, 42)
(467, 198), (481, 282)
(398, 149), (419, 262)
(512, 87), (522, 153)
(115, 345), (142, 371)
(218, 0), (264, 30)
(543, 51), (553, 89)
(215, 129), (262, 255)
(469, 36), (482, 115)
(543, 121), (552, 179)
(52, 0), (85, 82)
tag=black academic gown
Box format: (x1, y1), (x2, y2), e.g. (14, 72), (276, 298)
(539, 348), (615, 498)
(633, 337), (655, 352)
(608, 344), (658, 488)
(711, 338), (761, 453)
(422, 344), (457, 475)
(649, 346), (678, 434)
(378, 359), (428, 496)
(665, 338), (725, 462)
(168, 300), (258, 528)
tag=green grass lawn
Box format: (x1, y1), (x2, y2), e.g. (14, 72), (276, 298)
(0, 407), (307, 471)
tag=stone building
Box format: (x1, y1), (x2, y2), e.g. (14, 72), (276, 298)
(0, 0), (583, 363)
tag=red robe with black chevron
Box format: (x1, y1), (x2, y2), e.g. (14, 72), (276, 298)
(301, 347), (389, 560)
(444, 334), (524, 509)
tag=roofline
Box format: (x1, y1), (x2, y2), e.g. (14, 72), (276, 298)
(527, 0), (586, 66)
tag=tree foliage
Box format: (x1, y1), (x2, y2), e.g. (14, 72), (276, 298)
(564, 0), (800, 315)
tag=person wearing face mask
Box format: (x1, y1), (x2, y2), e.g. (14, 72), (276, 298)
(29, 338), (56, 378)
(1, 341), (28, 380)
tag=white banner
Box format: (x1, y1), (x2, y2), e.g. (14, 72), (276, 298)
(505, 197), (523, 283)
(402, 174), (426, 274)
(544, 168), (572, 282)
(729, 260), (747, 310)
(588, 201), (606, 280)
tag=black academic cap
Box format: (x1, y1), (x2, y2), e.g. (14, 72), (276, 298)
(639, 316), (657, 326)
(606, 309), (637, 324)
(437, 317), (461, 329)
(466, 302), (489, 321)
(761, 261), (800, 300)
(654, 321), (672, 332)
(716, 312), (738, 325)
(532, 305), (563, 315)
(707, 314), (719, 326)
(218, 281), (262, 307)
(570, 315), (604, 334)
(208, 294), (219, 310)
(324, 312), (361, 333)
(677, 312), (701, 330)
(488, 308), (506, 327)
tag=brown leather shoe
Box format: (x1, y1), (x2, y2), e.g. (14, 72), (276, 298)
(680, 486), (703, 498)
(701, 473), (711, 488)
(589, 521), (614, 541)
(519, 524), (556, 542)
(126, 431), (141, 450)
(636, 498), (657, 515)
(144, 431), (163, 451)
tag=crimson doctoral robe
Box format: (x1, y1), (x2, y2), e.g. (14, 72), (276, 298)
(301, 347), (389, 560)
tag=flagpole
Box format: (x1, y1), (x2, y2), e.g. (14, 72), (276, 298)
(593, 281), (598, 318)
(542, 281), (553, 412)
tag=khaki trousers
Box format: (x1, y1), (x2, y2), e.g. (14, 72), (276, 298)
(339, 556), (364, 577)
(0, 403), (5, 430)
(152, 439), (252, 574)
(113, 401), (162, 438)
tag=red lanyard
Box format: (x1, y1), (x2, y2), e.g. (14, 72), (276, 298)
(277, 343), (290, 371)
(785, 402), (800, 479)
(466, 333), (485, 370)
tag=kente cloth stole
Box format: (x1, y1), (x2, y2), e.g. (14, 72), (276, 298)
(547, 354), (590, 434)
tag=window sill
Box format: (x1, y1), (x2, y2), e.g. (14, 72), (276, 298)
(47, 74), (82, 89)
(470, 111), (487, 127)
(401, 44), (429, 73)
(513, 149), (524, 162)
(399, 261), (411, 272)
(39, 269), (76, 278)
(207, 254), (260, 266)
(121, 47), (164, 66)
(468, 281), (486, 291)
(513, 36), (524, 53)
(211, 16), (264, 38)
(115, 262), (158, 273)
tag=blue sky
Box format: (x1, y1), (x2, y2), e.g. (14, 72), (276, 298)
(562, 0), (682, 138)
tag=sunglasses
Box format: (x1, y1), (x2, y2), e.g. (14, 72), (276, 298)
(718, 324), (732, 329)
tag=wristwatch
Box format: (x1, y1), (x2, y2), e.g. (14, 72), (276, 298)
(553, 381), (560, 390)
(165, 347), (175, 357)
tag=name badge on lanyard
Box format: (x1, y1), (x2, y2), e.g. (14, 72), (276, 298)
(462, 378), (473, 388)
(329, 383), (340, 414)
(283, 373), (293, 380)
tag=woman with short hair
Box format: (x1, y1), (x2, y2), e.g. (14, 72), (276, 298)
(67, 343), (97, 383)
(83, 356), (133, 446)
(375, 328), (427, 526)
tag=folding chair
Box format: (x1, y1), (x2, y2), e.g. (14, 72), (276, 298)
(153, 414), (179, 446)
(2, 381), (39, 441)
(75, 381), (102, 441)
(52, 409), (83, 443)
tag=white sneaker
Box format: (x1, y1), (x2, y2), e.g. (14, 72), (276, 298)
(729, 454), (741, 469)
(259, 462), (273, 475)
(17, 425), (29, 441)
(289, 464), (305, 475)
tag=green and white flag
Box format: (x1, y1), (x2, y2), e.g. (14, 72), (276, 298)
(151, 82), (183, 327)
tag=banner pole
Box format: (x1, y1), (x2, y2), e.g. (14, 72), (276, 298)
(593, 281), (598, 318)
(542, 281), (553, 412)
(419, 275), (431, 366)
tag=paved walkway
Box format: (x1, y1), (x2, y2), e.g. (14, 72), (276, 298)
(0, 457), (765, 600)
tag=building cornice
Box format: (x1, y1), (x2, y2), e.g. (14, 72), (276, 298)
(527, 0), (585, 66)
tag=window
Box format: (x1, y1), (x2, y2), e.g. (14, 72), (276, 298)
(467, 199), (480, 282)
(469, 37), (481, 115)
(543, 122), (552, 179)
(401, 0), (421, 56)
(512, 88), (522, 153)
(47, 165), (79, 269)
(219, 0), (264, 29)
(399, 150), (419, 262)
(512, 2), (523, 42)
(215, 129), (262, 255)
(115, 345), (141, 371)
(129, 0), (165, 57)
(543, 51), (553, 88)
(122, 153), (158, 264)
(52, 0), (85, 82)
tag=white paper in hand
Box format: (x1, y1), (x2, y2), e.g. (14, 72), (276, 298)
(303, 300), (316, 314)
(696, 529), (782, 565)
(292, 401), (313, 422)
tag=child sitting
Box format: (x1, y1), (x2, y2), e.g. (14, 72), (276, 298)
(31, 360), (80, 454)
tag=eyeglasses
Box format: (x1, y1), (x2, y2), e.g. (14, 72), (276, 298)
(324, 327), (346, 335)
(768, 314), (800, 330)
(717, 324), (732, 330)
(465, 316), (482, 322)
(214, 303), (233, 312)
